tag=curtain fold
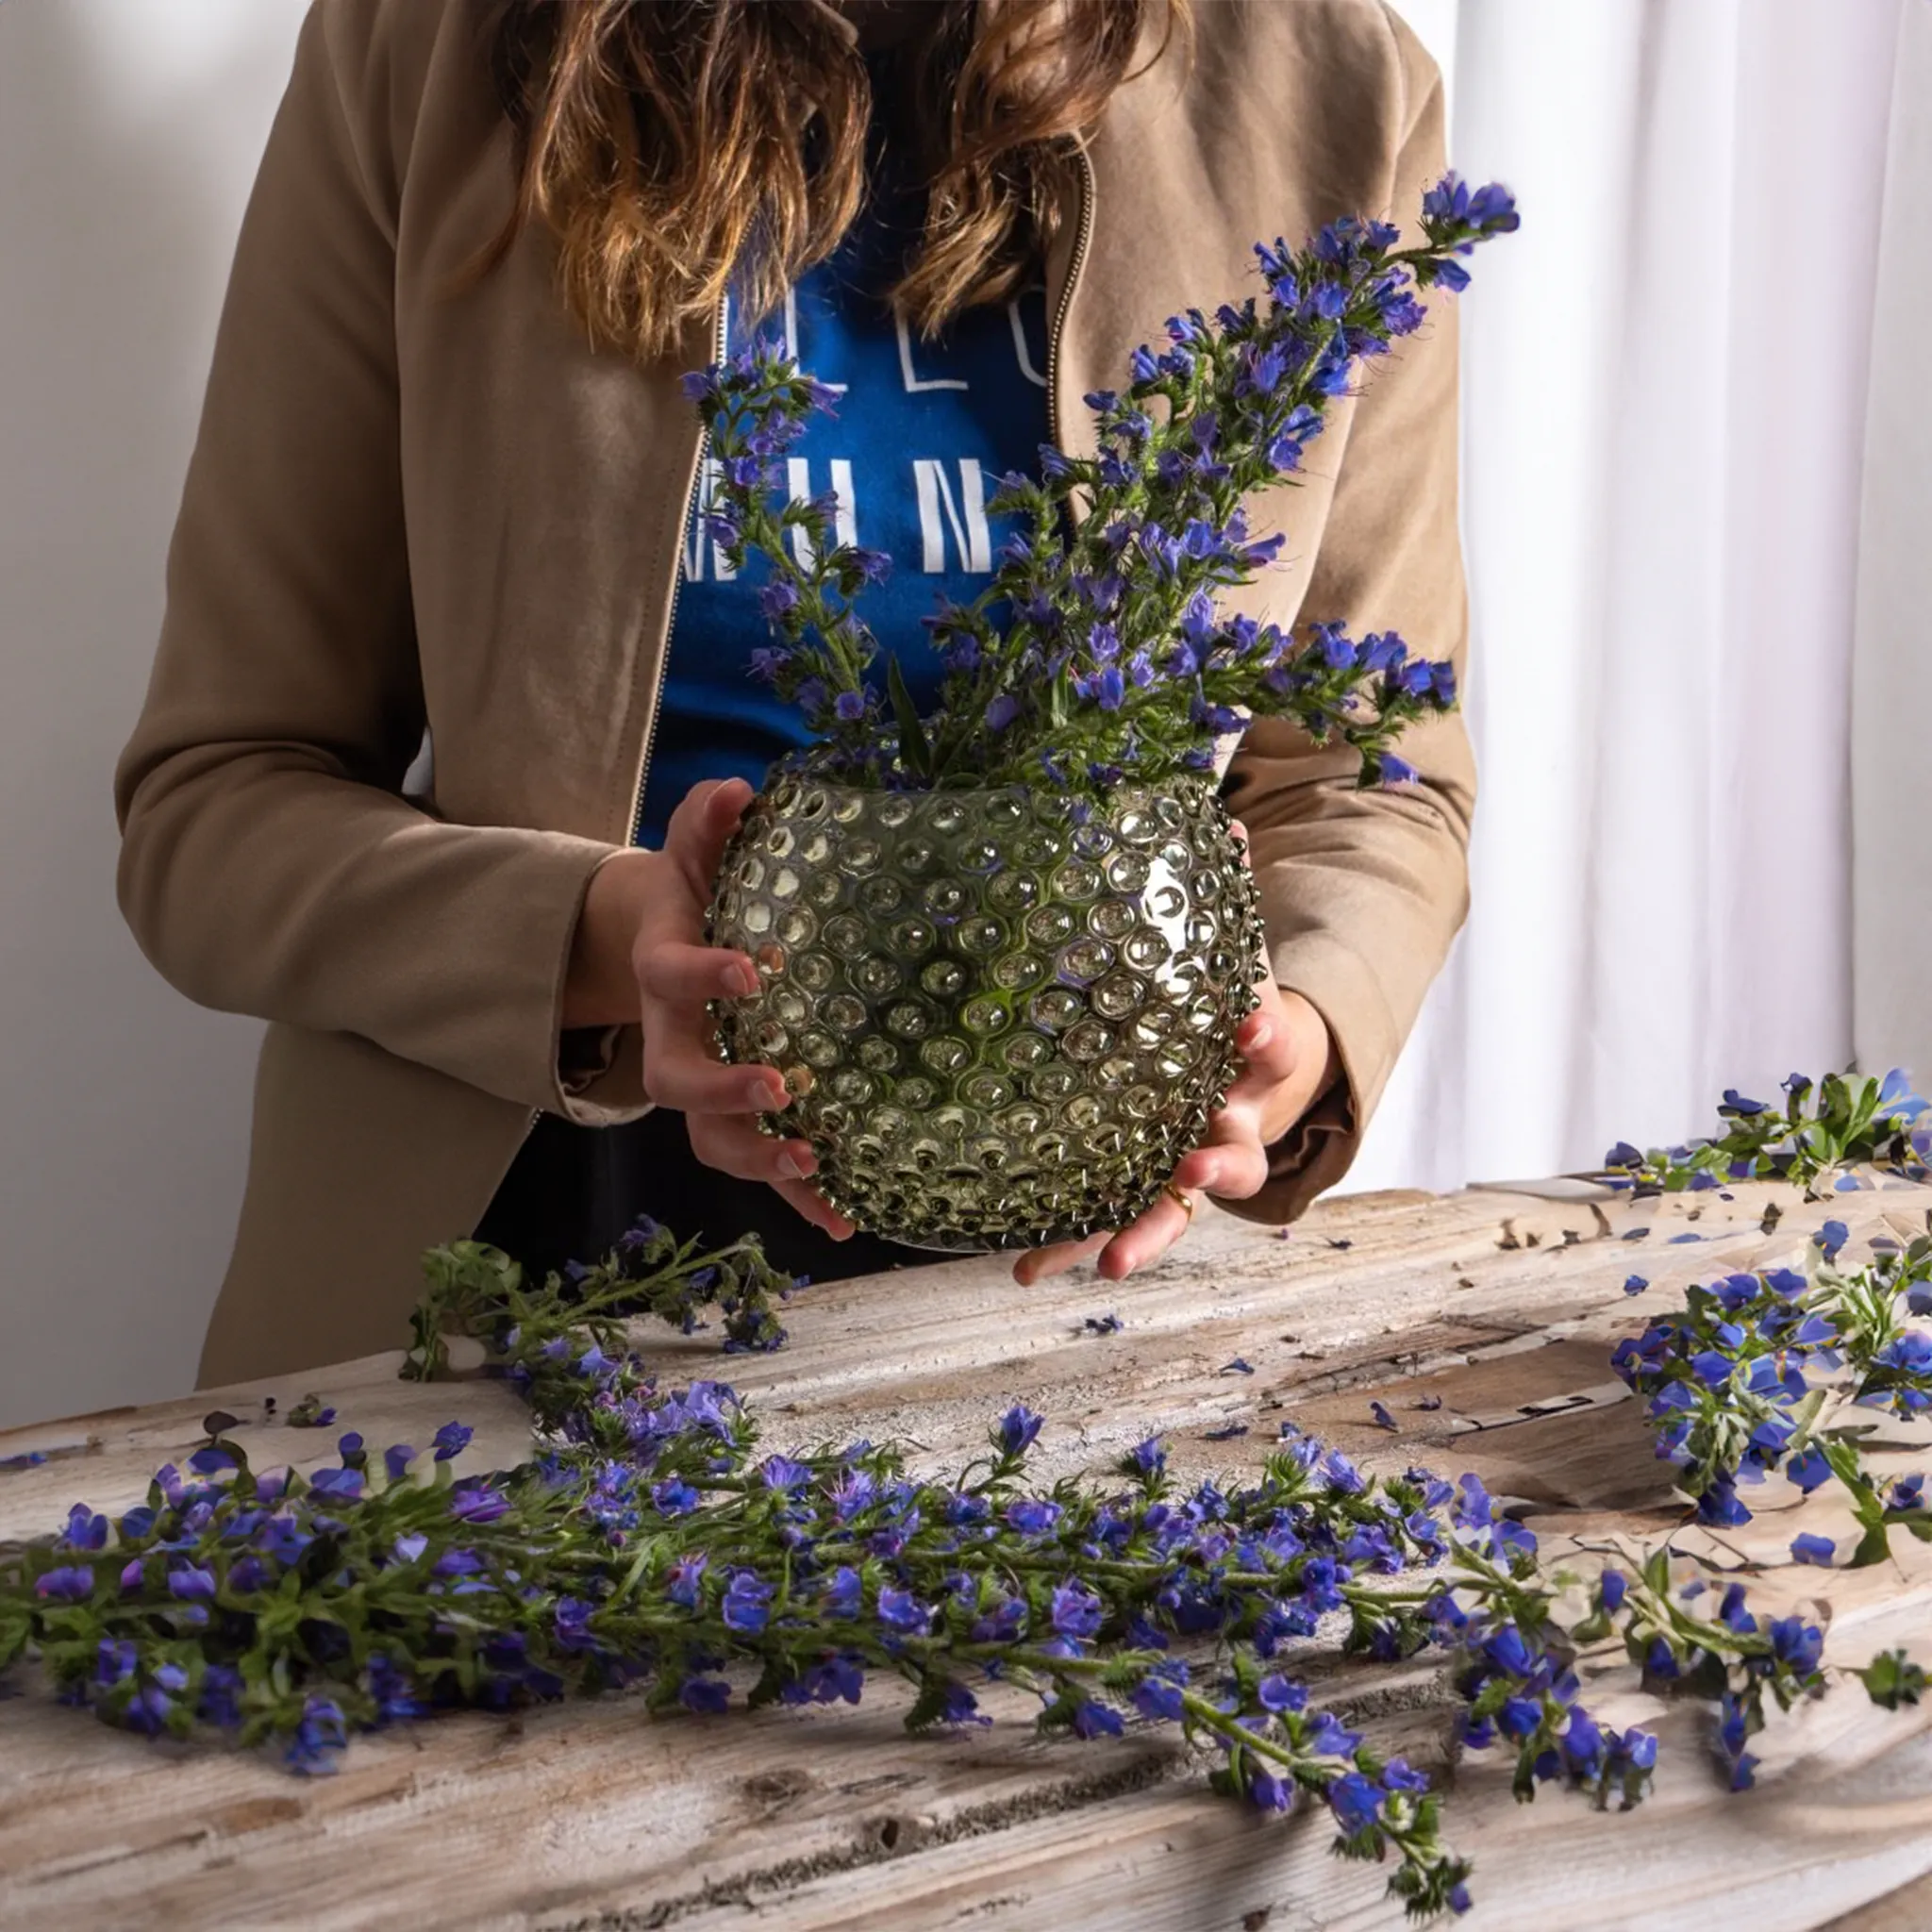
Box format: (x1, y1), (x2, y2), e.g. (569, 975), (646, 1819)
(1353, 0), (1906, 1193)
(1852, 0), (1932, 1088)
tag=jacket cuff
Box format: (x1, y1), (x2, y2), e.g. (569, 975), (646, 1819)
(556, 1022), (650, 1124)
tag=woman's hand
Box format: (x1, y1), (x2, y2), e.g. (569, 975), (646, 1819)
(563, 776), (856, 1241)
(1012, 822), (1340, 1288)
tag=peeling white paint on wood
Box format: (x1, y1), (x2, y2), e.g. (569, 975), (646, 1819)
(3, 1177), (1930, 1930)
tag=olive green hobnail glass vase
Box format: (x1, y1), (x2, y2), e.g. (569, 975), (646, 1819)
(705, 772), (1267, 1252)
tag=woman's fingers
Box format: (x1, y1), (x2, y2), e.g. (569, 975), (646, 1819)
(1170, 1115), (1271, 1200)
(1012, 1231), (1109, 1288)
(660, 776), (755, 906)
(638, 940), (760, 1006)
(642, 1040), (788, 1116)
(686, 1111), (815, 1182)
(1231, 980), (1301, 1089)
(1093, 1187), (1197, 1280)
(683, 1114), (852, 1239)
(772, 1175), (858, 1241)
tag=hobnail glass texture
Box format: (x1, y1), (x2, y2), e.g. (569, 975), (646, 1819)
(707, 774), (1265, 1251)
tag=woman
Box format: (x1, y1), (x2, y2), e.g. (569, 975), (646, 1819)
(115, 0), (1474, 1387)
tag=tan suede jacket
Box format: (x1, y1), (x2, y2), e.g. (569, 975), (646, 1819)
(116, 0), (1474, 1386)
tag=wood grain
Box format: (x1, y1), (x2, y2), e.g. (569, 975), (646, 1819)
(4, 1175), (1930, 1931)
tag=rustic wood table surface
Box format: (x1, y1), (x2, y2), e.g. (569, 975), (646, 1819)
(4, 1174), (1932, 1932)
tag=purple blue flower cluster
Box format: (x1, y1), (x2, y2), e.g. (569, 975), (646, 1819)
(7, 1087), (1928, 1921)
(679, 174), (1518, 796)
(1604, 1068), (1932, 1198)
(1607, 1192), (1931, 1560)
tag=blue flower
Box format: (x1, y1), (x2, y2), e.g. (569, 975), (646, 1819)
(1249, 1767), (1294, 1812)
(937, 1680), (990, 1726)
(1005, 1498), (1062, 1535)
(997, 1405), (1044, 1456)
(1790, 1532), (1836, 1567)
(1050, 1579), (1106, 1640)
(1816, 1220), (1850, 1260)
(1768, 1615), (1824, 1674)
(1131, 1665), (1190, 1722)
(1498, 1696), (1542, 1740)
(58, 1506), (109, 1551)
(167, 1564), (216, 1603)
(433, 1422), (473, 1462)
(1600, 1568), (1627, 1613)
(679, 1677), (731, 1715)
(286, 1697), (349, 1776)
(721, 1570), (774, 1633)
(1257, 1673), (1305, 1713)
(1624, 1275), (1650, 1296)
(1690, 1351), (1736, 1388)
(449, 1481), (510, 1524)
(821, 1565), (862, 1618)
(1559, 1708), (1606, 1774)
(1887, 1474), (1925, 1513)
(828, 1468), (876, 1520)
(34, 1565), (93, 1602)
(1326, 1772), (1384, 1836)
(664, 1550), (708, 1607)
(875, 1586), (931, 1634)
(984, 692), (1021, 733)
(1480, 1624), (1537, 1678)
(1875, 1333), (1932, 1374)
(653, 1478), (701, 1516)
(1071, 1700), (1124, 1739)
(757, 1456), (809, 1493)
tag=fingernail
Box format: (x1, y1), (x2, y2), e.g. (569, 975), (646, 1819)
(728, 963), (759, 997)
(1246, 1021), (1272, 1051)
(776, 1148), (816, 1181)
(749, 1077), (786, 1110)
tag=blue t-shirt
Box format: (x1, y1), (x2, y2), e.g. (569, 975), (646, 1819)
(634, 92), (1051, 848)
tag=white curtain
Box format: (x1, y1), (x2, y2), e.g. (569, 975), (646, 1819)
(1354, 0), (1911, 1193)
(1852, 0), (1932, 1091)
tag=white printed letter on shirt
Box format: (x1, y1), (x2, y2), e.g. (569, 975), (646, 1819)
(913, 458), (991, 573)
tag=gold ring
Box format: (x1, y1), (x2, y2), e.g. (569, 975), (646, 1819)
(1163, 1182), (1195, 1224)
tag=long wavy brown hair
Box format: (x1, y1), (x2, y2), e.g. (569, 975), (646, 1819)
(487, 0), (1193, 364)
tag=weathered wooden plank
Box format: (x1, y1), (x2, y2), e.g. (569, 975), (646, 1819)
(2, 1179), (1928, 1931)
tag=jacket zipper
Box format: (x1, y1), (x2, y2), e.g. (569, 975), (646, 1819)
(627, 290), (734, 848)
(523, 291), (733, 1147)
(1044, 141), (1096, 465)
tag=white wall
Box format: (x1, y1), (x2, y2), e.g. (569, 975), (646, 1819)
(0, 0), (308, 1428)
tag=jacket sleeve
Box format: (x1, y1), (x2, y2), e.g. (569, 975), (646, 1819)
(113, 1), (633, 1123)
(1219, 17), (1474, 1224)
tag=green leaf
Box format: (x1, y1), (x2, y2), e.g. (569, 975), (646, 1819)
(1858, 1648), (1927, 1709)
(886, 655), (932, 780)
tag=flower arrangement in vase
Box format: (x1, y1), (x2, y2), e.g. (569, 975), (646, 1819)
(687, 175), (1520, 1250)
